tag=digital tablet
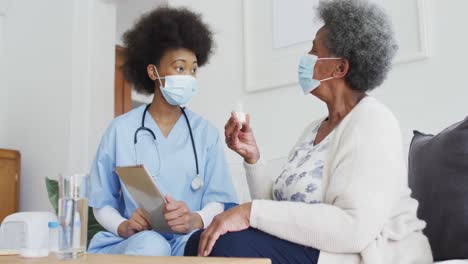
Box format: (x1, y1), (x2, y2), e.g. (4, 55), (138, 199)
(115, 165), (172, 233)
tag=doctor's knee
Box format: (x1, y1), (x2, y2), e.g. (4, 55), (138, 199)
(124, 230), (171, 256)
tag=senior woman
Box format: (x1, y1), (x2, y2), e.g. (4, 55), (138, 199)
(184, 0), (433, 263)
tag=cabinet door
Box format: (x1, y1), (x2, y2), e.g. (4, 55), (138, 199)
(0, 149), (20, 223)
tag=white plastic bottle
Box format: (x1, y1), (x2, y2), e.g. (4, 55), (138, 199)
(48, 221), (59, 253)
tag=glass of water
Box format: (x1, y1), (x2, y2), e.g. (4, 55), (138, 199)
(57, 174), (88, 259)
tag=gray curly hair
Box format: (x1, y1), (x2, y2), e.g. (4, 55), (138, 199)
(318, 0), (398, 92)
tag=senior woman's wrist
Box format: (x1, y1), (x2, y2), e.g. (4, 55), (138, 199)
(244, 152), (260, 165)
(240, 202), (252, 222)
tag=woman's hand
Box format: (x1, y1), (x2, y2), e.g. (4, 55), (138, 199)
(117, 208), (151, 238)
(224, 113), (260, 164)
(198, 203), (252, 256)
(163, 194), (203, 234)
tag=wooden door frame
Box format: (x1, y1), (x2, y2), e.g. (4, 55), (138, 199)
(114, 45), (132, 117)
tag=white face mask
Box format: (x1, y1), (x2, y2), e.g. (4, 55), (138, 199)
(298, 54), (341, 94)
(153, 65), (197, 106)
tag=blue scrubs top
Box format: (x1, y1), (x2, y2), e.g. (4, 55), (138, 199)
(89, 105), (238, 221)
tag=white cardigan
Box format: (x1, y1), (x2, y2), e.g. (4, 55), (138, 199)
(244, 97), (433, 264)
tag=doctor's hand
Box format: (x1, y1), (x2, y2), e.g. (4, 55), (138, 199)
(224, 112), (260, 164)
(117, 208), (151, 238)
(198, 202), (251, 256)
(163, 194), (203, 234)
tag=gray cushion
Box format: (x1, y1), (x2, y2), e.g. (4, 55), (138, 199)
(408, 117), (468, 261)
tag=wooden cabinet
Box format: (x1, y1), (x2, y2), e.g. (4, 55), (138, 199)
(0, 149), (20, 223)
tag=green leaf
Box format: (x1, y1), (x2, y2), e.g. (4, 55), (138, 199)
(45, 177), (59, 214)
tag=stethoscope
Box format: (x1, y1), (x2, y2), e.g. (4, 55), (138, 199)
(134, 104), (203, 191)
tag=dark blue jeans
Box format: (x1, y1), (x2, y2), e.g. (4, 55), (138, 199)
(184, 228), (319, 264)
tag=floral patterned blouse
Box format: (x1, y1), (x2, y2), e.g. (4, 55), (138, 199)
(272, 123), (334, 204)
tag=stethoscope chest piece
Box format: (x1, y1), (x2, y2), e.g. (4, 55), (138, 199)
(191, 175), (203, 191)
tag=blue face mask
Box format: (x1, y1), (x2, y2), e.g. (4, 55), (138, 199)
(298, 54), (341, 94)
(153, 65), (197, 106)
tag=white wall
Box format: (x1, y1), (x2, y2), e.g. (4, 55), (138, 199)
(168, 0), (468, 164)
(0, 2), (8, 145)
(376, 0), (468, 149)
(85, 1), (116, 172)
(4, 0), (74, 212)
(2, 0), (115, 211)
(115, 0), (167, 46)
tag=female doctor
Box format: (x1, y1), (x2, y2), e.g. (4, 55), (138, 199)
(87, 7), (237, 256)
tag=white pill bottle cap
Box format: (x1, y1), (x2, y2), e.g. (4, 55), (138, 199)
(234, 102), (246, 124)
